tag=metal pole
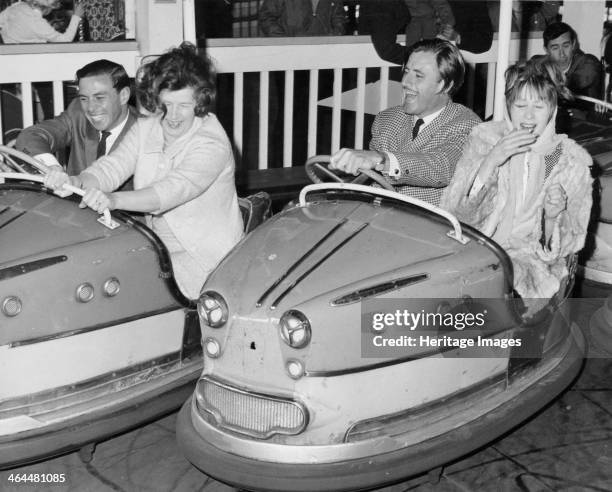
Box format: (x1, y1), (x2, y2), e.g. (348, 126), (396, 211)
(493, 0), (513, 120)
(183, 0), (197, 44)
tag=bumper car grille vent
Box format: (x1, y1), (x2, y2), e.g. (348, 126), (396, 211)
(196, 377), (308, 439)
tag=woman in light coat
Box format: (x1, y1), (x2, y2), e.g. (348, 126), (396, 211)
(45, 42), (243, 299)
(441, 62), (593, 310)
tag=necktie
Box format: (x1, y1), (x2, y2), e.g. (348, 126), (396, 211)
(412, 118), (424, 140)
(96, 131), (111, 159)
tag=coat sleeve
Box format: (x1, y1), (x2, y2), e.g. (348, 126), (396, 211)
(371, 112), (480, 188)
(439, 124), (502, 232)
(453, 1), (493, 54)
(536, 142), (594, 263)
(150, 132), (231, 214)
(36, 14), (81, 42)
(573, 54), (603, 99)
(364, 0), (410, 65)
(16, 102), (78, 158)
(258, 0), (285, 36)
(331, 0), (347, 35)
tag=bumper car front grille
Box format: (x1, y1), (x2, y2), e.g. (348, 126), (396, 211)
(195, 377), (308, 439)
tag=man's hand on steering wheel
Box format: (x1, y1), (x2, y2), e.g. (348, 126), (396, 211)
(330, 149), (387, 175)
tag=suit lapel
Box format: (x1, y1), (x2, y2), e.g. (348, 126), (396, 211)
(414, 103), (454, 144)
(109, 107), (138, 153)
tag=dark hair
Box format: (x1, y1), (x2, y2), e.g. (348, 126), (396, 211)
(136, 42), (216, 117)
(76, 59), (131, 93)
(543, 22), (577, 47)
(505, 62), (561, 111)
(406, 39), (465, 97)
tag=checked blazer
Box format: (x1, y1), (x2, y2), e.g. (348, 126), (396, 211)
(370, 102), (481, 206)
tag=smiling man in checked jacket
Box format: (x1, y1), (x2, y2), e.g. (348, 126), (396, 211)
(330, 39), (481, 206)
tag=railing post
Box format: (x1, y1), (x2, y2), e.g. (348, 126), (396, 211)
(493, 0), (513, 120)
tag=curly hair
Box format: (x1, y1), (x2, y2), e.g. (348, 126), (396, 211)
(136, 42), (216, 117)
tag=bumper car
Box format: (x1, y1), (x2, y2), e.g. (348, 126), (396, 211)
(0, 146), (270, 469)
(177, 156), (585, 492)
(569, 104), (612, 290)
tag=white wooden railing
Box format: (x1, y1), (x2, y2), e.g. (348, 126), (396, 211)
(0, 34), (545, 170)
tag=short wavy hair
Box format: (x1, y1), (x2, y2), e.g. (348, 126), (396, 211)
(543, 22), (577, 48)
(76, 59), (131, 93)
(505, 61), (568, 111)
(406, 38), (466, 97)
(136, 42), (216, 117)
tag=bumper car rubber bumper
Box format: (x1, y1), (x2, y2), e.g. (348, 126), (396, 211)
(177, 327), (585, 492)
(0, 372), (197, 470)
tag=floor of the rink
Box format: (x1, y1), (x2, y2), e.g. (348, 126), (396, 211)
(1, 296), (611, 492)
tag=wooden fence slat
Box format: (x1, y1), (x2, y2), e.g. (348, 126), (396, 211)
(283, 70), (294, 167)
(258, 71), (269, 170)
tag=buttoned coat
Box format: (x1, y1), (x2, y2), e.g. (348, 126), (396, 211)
(370, 102), (481, 205)
(80, 114), (243, 298)
(16, 98), (139, 177)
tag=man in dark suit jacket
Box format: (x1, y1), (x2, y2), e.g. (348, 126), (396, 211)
(361, 0), (493, 66)
(330, 39), (481, 206)
(16, 59), (138, 178)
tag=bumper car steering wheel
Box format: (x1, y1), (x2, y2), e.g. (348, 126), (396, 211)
(305, 155), (395, 192)
(0, 145), (50, 174)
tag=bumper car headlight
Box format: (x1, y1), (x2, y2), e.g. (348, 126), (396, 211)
(279, 310), (311, 348)
(198, 291), (228, 328)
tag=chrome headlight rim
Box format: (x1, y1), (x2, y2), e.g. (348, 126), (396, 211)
(2, 296), (22, 317)
(279, 309), (311, 349)
(198, 291), (229, 328)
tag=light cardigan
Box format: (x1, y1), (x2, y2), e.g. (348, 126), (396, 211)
(81, 114), (243, 296)
(440, 121), (593, 303)
(0, 2), (81, 43)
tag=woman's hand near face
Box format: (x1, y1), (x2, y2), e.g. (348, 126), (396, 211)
(486, 129), (538, 168)
(476, 129), (537, 186)
(80, 188), (116, 214)
(544, 183), (567, 220)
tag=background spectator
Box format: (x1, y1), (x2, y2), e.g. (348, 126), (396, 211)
(0, 0), (82, 43)
(258, 0), (346, 36)
(404, 0), (455, 47)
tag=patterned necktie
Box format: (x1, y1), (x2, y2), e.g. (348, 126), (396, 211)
(412, 118), (424, 140)
(96, 131), (111, 159)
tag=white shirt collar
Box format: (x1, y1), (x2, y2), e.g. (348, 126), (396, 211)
(102, 112), (130, 155)
(419, 106), (445, 128)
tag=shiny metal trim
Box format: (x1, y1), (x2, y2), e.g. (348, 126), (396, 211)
(103, 277), (121, 297)
(270, 222), (368, 309)
(256, 219), (348, 308)
(330, 273), (429, 306)
(1, 296), (22, 317)
(75, 282), (95, 303)
(0, 255), (68, 281)
(196, 376), (308, 439)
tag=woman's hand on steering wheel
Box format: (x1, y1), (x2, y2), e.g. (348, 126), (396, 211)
(80, 188), (116, 214)
(44, 167), (81, 197)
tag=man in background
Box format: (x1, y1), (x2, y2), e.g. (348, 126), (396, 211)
(539, 21), (603, 100)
